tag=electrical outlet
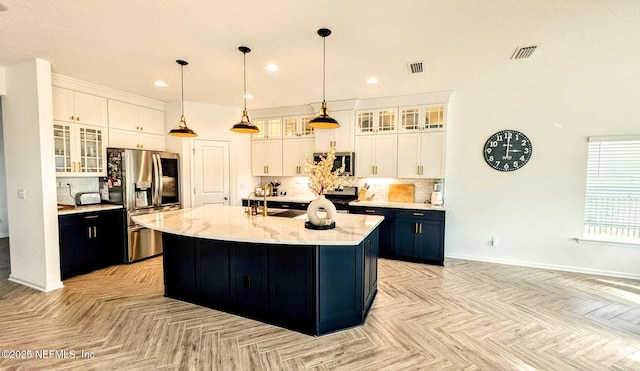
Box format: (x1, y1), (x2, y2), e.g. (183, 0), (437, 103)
(491, 236), (499, 246)
(415, 182), (423, 187)
(17, 189), (26, 200)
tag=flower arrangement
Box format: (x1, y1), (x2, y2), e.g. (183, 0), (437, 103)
(305, 144), (355, 196)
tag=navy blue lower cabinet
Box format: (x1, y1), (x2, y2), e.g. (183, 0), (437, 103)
(269, 245), (314, 333)
(196, 240), (230, 306)
(415, 220), (444, 262)
(230, 244), (269, 312)
(348, 207), (394, 257)
(393, 218), (418, 258)
(162, 234), (196, 300)
(160, 225), (380, 336)
(393, 211), (445, 265)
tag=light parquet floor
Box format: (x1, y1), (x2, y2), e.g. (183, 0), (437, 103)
(1, 237), (640, 370)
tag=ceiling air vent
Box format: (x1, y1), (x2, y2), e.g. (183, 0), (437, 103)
(511, 45), (538, 60)
(407, 61), (424, 74)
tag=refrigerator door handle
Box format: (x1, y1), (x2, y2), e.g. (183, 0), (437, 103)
(152, 154), (160, 207)
(157, 154), (164, 206)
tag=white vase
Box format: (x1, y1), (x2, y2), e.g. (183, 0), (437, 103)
(307, 194), (337, 226)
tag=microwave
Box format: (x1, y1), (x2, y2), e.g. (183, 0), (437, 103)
(313, 152), (355, 176)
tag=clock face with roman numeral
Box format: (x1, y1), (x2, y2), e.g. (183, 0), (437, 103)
(483, 130), (532, 172)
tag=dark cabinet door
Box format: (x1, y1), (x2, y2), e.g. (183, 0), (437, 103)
(230, 244), (268, 311)
(393, 218), (418, 258)
(363, 227), (379, 311)
(163, 233), (196, 300)
(59, 214), (90, 280)
(415, 220), (444, 263)
(94, 209), (125, 266)
(269, 245), (314, 326)
(196, 240), (230, 305)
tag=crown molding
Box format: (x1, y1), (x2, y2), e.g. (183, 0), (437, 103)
(51, 74), (167, 111)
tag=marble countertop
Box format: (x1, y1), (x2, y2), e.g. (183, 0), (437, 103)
(348, 200), (446, 211)
(132, 205), (384, 246)
(241, 196), (446, 211)
(57, 203), (124, 215)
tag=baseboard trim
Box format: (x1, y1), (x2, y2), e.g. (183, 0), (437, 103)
(8, 275), (64, 292)
(445, 253), (640, 280)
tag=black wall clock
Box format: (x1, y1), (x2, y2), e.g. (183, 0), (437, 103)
(483, 129), (532, 172)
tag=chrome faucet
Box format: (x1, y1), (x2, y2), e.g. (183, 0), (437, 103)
(262, 181), (274, 216)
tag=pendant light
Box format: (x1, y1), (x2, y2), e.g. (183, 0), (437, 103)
(230, 46), (260, 134)
(169, 60), (198, 137)
(309, 28), (340, 129)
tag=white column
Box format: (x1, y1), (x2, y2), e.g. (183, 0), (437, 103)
(2, 58), (63, 291)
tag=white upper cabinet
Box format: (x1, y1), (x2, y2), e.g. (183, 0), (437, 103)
(397, 132), (446, 178)
(252, 117), (282, 140)
(52, 87), (107, 127)
(108, 100), (166, 150)
(54, 121), (107, 177)
(251, 140), (283, 176)
(355, 108), (398, 135)
(355, 134), (397, 177)
(282, 138), (315, 176)
(399, 105), (445, 133)
(283, 115), (314, 138)
(314, 110), (355, 152)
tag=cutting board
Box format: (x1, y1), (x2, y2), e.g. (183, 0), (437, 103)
(388, 184), (415, 203)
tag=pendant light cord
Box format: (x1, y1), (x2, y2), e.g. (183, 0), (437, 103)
(180, 64), (185, 117)
(322, 36), (326, 102)
(243, 51), (247, 110)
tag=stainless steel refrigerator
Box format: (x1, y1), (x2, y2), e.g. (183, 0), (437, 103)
(106, 148), (181, 262)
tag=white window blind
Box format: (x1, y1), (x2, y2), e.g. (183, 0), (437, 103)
(584, 136), (640, 240)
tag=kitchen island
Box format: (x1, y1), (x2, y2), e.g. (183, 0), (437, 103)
(132, 205), (384, 336)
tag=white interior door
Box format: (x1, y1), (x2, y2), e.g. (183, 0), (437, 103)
(194, 140), (230, 207)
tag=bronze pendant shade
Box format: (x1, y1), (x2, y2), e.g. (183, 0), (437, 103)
(309, 28), (340, 129)
(231, 46), (260, 134)
(169, 60), (198, 137)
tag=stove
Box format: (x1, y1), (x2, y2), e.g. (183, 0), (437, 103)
(324, 187), (358, 211)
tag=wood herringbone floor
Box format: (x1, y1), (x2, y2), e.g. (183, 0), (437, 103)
(1, 238), (640, 370)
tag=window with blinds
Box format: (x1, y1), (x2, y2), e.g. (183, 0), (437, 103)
(584, 136), (640, 240)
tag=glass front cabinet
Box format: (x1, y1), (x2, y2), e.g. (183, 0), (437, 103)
(356, 108), (398, 135)
(54, 121), (106, 176)
(399, 105), (445, 132)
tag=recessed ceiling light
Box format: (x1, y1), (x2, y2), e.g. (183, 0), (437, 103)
(0, 2), (8, 11)
(154, 81), (168, 87)
(366, 77), (379, 84)
(244, 94), (253, 99)
(265, 64), (279, 72)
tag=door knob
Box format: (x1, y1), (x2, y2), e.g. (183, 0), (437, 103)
(224, 196), (229, 200)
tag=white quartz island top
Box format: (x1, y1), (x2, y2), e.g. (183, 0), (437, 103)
(132, 205), (384, 246)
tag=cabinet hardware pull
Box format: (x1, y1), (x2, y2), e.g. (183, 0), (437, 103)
(84, 215), (99, 219)
(71, 116), (75, 121)
(415, 223), (418, 234)
(93, 226), (97, 237)
(412, 212), (424, 216)
(419, 223), (422, 234)
(365, 210), (376, 213)
(264, 165), (267, 174)
(77, 117), (80, 121)
(282, 205), (289, 208)
(140, 126), (143, 131)
(266, 165), (269, 174)
(421, 165), (424, 175)
(417, 165), (420, 175)
(87, 226), (92, 239)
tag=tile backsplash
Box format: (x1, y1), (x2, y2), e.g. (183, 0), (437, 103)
(258, 177), (443, 204)
(56, 177), (100, 205)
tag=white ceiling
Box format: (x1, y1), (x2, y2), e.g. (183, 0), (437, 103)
(2, 0), (639, 110)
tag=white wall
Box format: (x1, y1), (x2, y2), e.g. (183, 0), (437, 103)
(0, 100), (8, 237)
(445, 59), (640, 279)
(165, 101), (257, 207)
(2, 59), (63, 291)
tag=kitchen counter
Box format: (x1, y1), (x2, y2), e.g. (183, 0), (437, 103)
(57, 203), (124, 215)
(349, 200), (446, 211)
(132, 204), (383, 246)
(134, 204), (383, 336)
(241, 195), (314, 203)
